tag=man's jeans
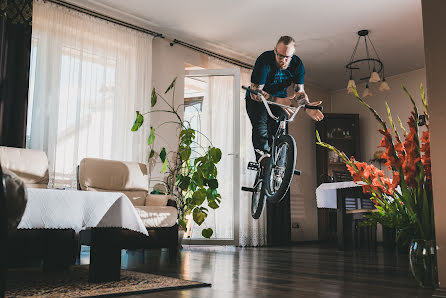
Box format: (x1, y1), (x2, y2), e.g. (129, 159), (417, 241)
(245, 98), (288, 161)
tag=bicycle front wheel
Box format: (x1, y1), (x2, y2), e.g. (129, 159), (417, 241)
(251, 170), (267, 219)
(265, 134), (297, 203)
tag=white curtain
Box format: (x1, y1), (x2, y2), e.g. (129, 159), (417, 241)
(27, 0), (152, 188)
(197, 58), (266, 246)
(189, 75), (235, 240)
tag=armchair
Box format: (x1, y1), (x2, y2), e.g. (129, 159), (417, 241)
(78, 158), (179, 260)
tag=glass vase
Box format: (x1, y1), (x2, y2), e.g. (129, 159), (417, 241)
(409, 239), (438, 288)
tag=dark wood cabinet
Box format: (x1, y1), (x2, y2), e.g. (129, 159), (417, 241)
(315, 113), (360, 186)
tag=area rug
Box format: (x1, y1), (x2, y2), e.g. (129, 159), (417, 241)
(5, 266), (210, 297)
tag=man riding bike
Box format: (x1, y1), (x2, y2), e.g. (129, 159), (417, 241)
(245, 36), (324, 166)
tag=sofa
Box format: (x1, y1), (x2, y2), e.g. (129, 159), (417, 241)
(0, 146), (77, 270)
(0, 146), (49, 189)
(78, 157), (179, 260)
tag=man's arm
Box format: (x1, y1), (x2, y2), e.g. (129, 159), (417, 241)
(293, 83), (310, 106)
(249, 83), (277, 102)
(293, 83), (324, 121)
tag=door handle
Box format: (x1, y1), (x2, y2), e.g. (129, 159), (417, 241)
(227, 153), (239, 157)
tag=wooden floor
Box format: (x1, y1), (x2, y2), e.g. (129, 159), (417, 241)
(80, 243), (435, 297)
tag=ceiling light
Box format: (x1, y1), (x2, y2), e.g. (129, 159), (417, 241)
(379, 78), (390, 92)
(363, 84), (372, 97)
(346, 30), (390, 95)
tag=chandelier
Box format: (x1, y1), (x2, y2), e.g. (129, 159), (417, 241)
(346, 30), (390, 96)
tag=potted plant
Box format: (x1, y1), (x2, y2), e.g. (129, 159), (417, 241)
(316, 84), (436, 288)
(131, 77), (222, 239)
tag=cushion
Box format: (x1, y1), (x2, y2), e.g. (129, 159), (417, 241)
(79, 158), (148, 192)
(134, 206), (178, 228)
(145, 194), (171, 206)
(0, 146), (49, 186)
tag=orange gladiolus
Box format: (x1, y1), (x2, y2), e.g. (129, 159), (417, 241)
(420, 130), (432, 189)
(402, 114), (421, 188)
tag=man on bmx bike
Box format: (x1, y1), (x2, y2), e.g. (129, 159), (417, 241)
(245, 35), (324, 165)
(244, 36), (324, 219)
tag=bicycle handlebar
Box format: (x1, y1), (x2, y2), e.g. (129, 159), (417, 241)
(242, 85), (322, 122)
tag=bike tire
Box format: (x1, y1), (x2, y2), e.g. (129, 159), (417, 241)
(265, 134), (297, 203)
(251, 169), (267, 219)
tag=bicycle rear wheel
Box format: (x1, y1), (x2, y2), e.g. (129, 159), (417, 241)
(265, 134), (297, 203)
(251, 170), (267, 219)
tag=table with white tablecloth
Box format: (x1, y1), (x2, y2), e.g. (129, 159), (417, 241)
(18, 188), (148, 236)
(17, 188), (149, 282)
(316, 181), (363, 209)
(316, 181), (373, 249)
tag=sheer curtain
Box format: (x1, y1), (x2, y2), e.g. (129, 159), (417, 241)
(189, 75), (235, 240)
(27, 1), (152, 187)
(207, 58), (267, 246)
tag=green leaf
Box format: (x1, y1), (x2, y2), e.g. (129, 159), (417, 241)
(179, 176), (191, 190)
(159, 147), (167, 163)
(193, 207), (207, 226)
(210, 147), (222, 163)
(420, 83), (429, 118)
(208, 200), (219, 209)
(179, 218), (187, 230)
(192, 188), (207, 206)
(161, 159), (168, 173)
(189, 179), (198, 192)
(165, 77), (177, 94)
(131, 111), (144, 131)
(149, 149), (155, 160)
(148, 127), (155, 145)
(192, 172), (204, 187)
(180, 146), (191, 161)
(207, 187), (218, 201)
(151, 88), (157, 107)
(208, 178), (218, 189)
(202, 228), (213, 239)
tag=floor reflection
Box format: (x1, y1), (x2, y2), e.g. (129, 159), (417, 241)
(78, 244), (435, 298)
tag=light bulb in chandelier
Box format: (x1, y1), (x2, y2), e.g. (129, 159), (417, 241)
(347, 79), (356, 94)
(369, 68), (381, 83)
(379, 78), (390, 91)
(363, 84), (372, 97)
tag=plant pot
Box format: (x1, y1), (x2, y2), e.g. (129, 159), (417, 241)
(409, 239), (438, 288)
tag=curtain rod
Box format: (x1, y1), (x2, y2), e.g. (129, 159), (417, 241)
(45, 0), (254, 70)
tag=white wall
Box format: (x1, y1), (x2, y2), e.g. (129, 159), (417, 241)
(149, 39), (209, 187)
(289, 84), (331, 241)
(421, 0), (446, 287)
(329, 68), (426, 167)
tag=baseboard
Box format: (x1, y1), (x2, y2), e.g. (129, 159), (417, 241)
(290, 240), (321, 245)
(432, 287), (446, 297)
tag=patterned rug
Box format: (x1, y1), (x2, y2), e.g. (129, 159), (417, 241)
(5, 266), (210, 297)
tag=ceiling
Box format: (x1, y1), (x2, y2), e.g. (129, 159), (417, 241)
(75, 0), (425, 91)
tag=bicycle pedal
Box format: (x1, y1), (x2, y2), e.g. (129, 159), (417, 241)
(294, 169), (301, 176)
(241, 186), (254, 192)
(247, 162), (260, 171)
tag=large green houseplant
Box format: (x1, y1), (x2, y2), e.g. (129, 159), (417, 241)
(131, 77), (222, 239)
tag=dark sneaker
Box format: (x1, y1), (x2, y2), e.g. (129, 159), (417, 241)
(259, 155), (270, 168)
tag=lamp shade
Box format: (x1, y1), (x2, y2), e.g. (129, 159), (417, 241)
(347, 79), (356, 94)
(369, 71), (381, 83)
(379, 80), (390, 91)
(363, 85), (372, 97)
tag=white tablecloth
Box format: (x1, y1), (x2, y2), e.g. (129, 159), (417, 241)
(17, 188), (148, 236)
(316, 181), (363, 209)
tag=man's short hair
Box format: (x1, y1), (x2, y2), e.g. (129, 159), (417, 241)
(277, 36), (295, 46)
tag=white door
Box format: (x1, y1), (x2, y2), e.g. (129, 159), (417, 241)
(183, 68), (240, 245)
